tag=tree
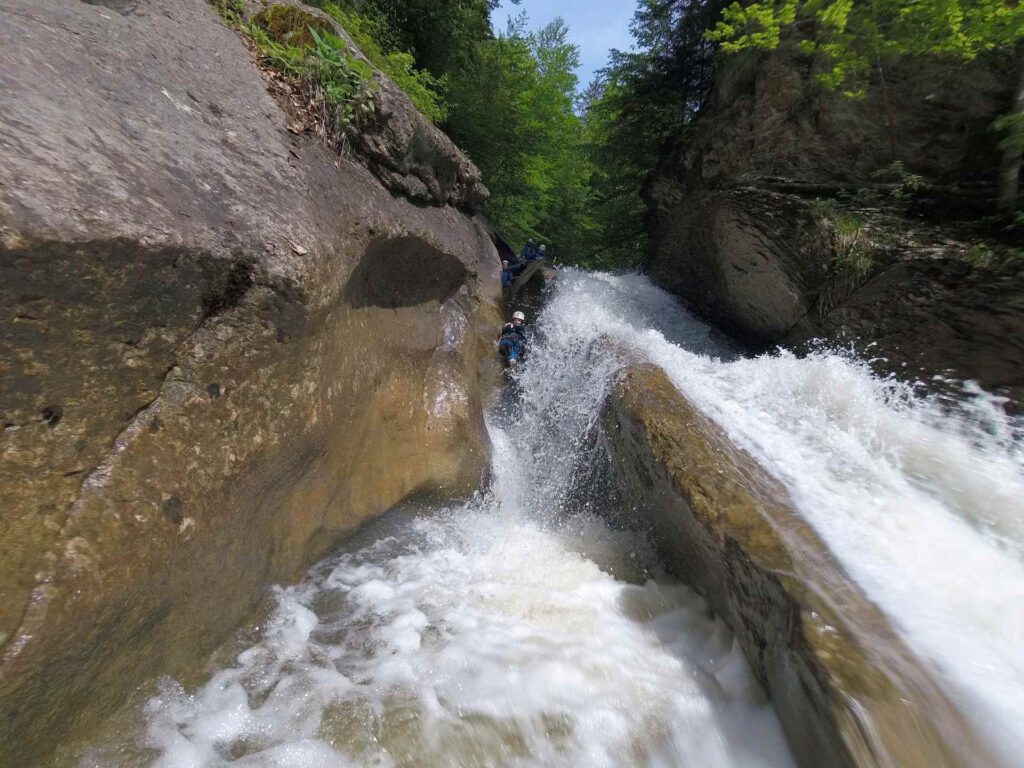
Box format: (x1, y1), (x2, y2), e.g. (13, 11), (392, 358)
(707, 0), (1024, 212)
(443, 16), (591, 258)
(580, 0), (729, 268)
(365, 0), (517, 77)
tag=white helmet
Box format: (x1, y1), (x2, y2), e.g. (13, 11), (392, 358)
(512, 311), (525, 321)
(539, 244), (547, 252)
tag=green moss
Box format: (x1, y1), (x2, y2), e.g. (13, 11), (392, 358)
(209, 0), (244, 26)
(309, 2), (448, 122)
(251, 5), (334, 49)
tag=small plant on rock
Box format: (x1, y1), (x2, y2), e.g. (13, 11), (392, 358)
(307, 27), (377, 135)
(242, 7), (379, 148)
(871, 161), (925, 200)
(818, 212), (875, 314)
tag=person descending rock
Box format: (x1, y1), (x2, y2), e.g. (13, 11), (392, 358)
(497, 310), (528, 369)
(501, 259), (515, 289)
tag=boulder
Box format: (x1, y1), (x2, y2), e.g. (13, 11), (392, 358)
(602, 364), (997, 768)
(0, 0), (501, 763)
(645, 185), (829, 342)
(505, 259), (557, 317)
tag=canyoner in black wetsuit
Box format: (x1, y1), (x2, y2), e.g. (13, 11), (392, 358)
(498, 310), (528, 370)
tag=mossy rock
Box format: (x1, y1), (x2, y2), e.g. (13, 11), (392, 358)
(252, 5), (333, 48)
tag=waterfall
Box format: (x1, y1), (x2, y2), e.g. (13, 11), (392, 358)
(537, 270), (1024, 766)
(96, 269), (1023, 766)
(105, 270), (791, 767)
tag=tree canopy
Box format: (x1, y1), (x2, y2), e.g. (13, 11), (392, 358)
(707, 0), (1024, 211)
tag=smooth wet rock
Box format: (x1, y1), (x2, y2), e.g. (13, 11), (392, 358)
(0, 0), (501, 763)
(505, 259), (557, 316)
(602, 364), (998, 768)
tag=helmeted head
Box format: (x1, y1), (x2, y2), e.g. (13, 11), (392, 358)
(501, 260), (509, 268)
(539, 244), (546, 253)
(527, 238), (535, 245)
(512, 310), (525, 325)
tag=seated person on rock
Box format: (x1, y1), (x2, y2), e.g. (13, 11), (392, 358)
(520, 238), (538, 262)
(497, 310), (528, 368)
(527, 243), (547, 262)
(501, 260), (515, 289)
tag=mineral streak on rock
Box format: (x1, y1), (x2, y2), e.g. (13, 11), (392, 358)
(0, 0), (501, 763)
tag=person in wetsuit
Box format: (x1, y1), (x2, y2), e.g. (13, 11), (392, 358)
(497, 310), (528, 368)
(501, 260), (515, 289)
(520, 239), (538, 262)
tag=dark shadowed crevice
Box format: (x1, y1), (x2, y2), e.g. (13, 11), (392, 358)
(345, 236), (468, 309)
(201, 257), (256, 320)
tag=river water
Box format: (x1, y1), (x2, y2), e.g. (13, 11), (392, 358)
(86, 270), (1023, 766)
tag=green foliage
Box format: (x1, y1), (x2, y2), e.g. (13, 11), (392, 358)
(313, 2), (448, 122)
(871, 160), (925, 199)
(965, 243), (997, 267)
(210, 0), (244, 26)
(445, 17), (593, 261)
(993, 110), (1024, 154)
(246, 22), (309, 78)
(963, 242), (1024, 269)
(709, 1), (1024, 213)
(213, 1), (445, 124)
(578, 0), (730, 268)
(360, 0), (518, 78)
(246, 14), (376, 139)
(708, 1), (1024, 93)
(307, 27), (378, 130)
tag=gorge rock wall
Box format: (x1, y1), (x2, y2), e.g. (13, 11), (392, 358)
(602, 365), (998, 768)
(0, 1), (501, 763)
(646, 44), (1024, 400)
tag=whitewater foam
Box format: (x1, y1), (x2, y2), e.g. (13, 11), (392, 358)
(532, 269), (1024, 765)
(111, 270), (796, 768)
(106, 267), (1024, 766)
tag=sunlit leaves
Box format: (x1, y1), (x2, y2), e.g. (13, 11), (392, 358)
(708, 0), (1024, 92)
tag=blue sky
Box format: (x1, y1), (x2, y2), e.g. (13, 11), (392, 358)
(495, 0), (637, 87)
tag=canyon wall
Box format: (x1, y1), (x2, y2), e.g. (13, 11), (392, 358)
(0, 1), (501, 762)
(645, 43), (1024, 400)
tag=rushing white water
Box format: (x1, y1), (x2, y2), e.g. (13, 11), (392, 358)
(113, 272), (798, 768)
(529, 270), (1024, 766)
(112, 268), (1024, 767)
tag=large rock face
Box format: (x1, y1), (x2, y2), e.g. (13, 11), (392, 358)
(796, 255), (1024, 402)
(675, 46), (1005, 189)
(602, 365), (998, 768)
(0, 1), (501, 762)
(645, 43), (1024, 399)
